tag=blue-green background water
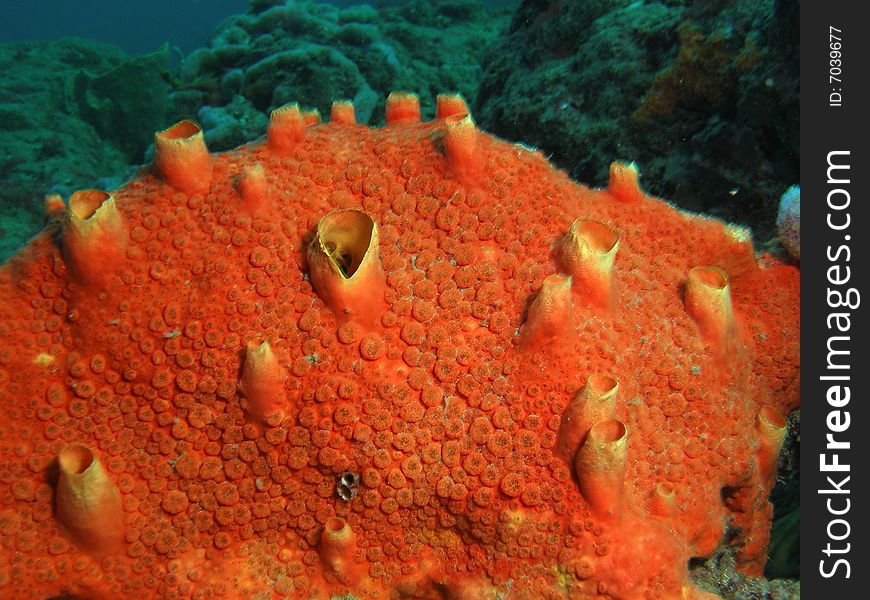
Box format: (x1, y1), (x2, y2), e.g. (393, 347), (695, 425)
(1, 0), (247, 55)
(0, 0), (516, 54)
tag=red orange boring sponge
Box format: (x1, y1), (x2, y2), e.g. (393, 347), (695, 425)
(0, 91), (799, 599)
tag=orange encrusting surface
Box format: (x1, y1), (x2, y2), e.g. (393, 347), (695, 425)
(0, 94), (799, 599)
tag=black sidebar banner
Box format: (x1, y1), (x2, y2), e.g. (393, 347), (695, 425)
(802, 1), (869, 597)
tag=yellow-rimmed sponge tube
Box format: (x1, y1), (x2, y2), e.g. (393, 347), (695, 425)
(237, 163), (270, 214)
(607, 161), (645, 203)
(330, 100), (356, 125)
(649, 482), (677, 518)
(44, 193), (65, 218)
(240, 340), (288, 425)
(556, 373), (618, 463)
(319, 517), (363, 586)
(268, 103), (306, 153)
(684, 266), (736, 349)
(302, 108), (322, 126)
(62, 190), (128, 289)
(521, 273), (573, 349)
(574, 419), (628, 519)
(55, 444), (124, 552)
(756, 406), (787, 485)
(385, 91), (421, 124)
(307, 209), (387, 324)
(559, 218), (619, 308)
(436, 93), (470, 119)
(443, 113), (481, 182)
(154, 120), (212, 194)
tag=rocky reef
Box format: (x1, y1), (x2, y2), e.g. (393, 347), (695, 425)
(476, 0), (799, 243)
(0, 1), (514, 263)
(0, 39), (172, 261)
(171, 0), (511, 143)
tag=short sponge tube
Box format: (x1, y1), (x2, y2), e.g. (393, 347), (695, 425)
(237, 163), (270, 213)
(385, 91), (421, 124)
(319, 517), (363, 586)
(520, 273), (573, 349)
(240, 340), (288, 424)
(607, 161), (645, 203)
(649, 482), (677, 518)
(268, 103), (306, 152)
(330, 100), (356, 125)
(436, 93), (470, 119)
(756, 406), (787, 485)
(55, 444), (124, 551)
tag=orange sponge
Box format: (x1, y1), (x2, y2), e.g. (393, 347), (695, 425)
(0, 92), (799, 600)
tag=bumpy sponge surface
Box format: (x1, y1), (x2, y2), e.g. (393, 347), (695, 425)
(0, 95), (799, 600)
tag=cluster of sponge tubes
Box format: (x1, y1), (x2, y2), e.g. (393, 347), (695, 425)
(48, 90), (790, 597)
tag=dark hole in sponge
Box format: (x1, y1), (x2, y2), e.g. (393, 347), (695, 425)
(334, 253), (352, 277)
(319, 210), (375, 279)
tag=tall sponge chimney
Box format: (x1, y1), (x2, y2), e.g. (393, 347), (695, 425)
(62, 190), (127, 289)
(559, 218), (619, 308)
(574, 419), (628, 519)
(684, 266), (736, 349)
(443, 113), (481, 182)
(307, 209), (387, 324)
(55, 444), (124, 552)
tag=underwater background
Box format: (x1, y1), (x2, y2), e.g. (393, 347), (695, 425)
(0, 0), (799, 596)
